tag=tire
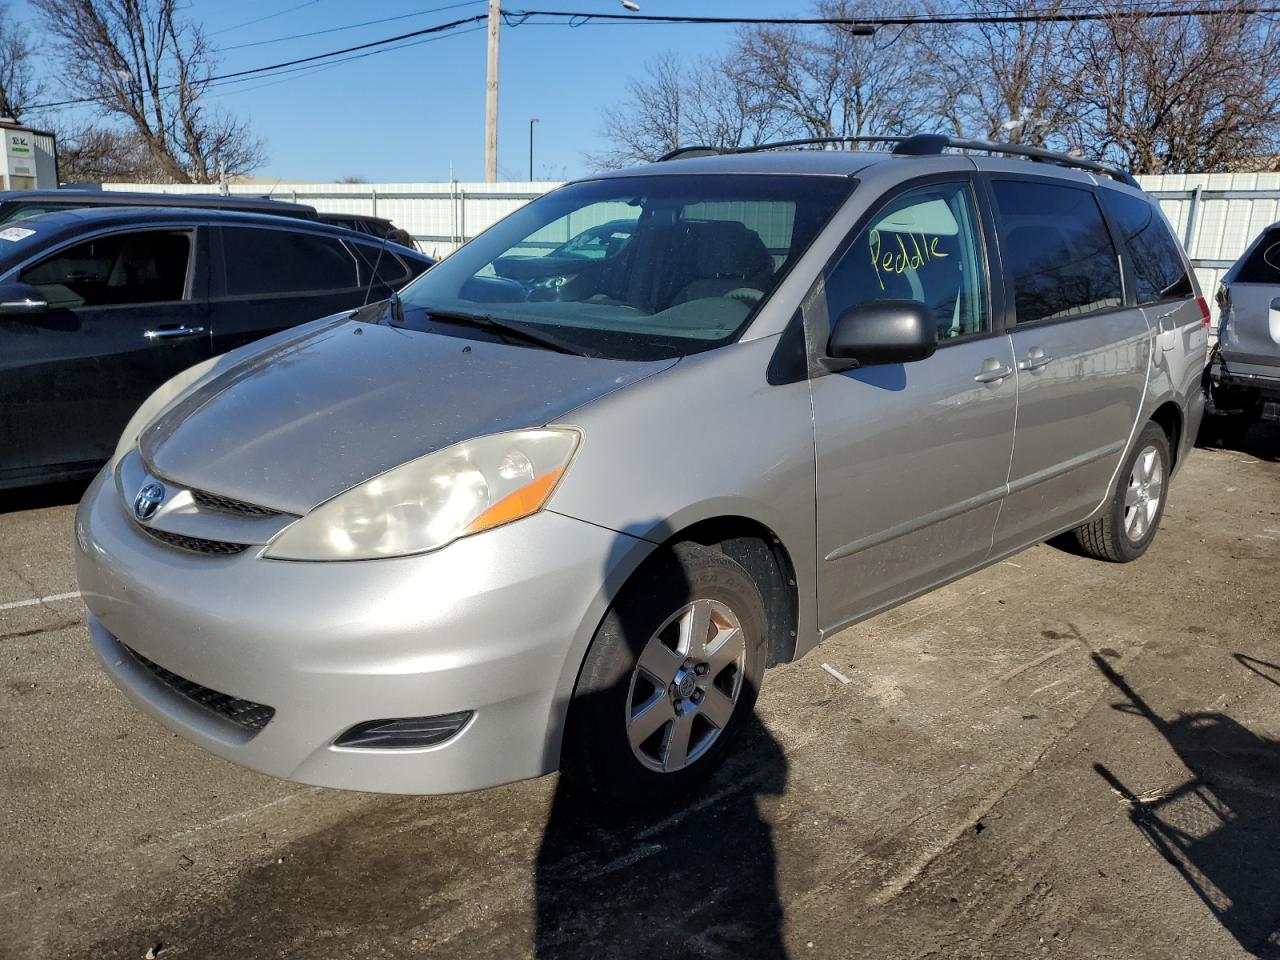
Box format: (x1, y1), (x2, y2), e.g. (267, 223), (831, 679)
(1072, 421), (1171, 563)
(561, 541), (768, 808)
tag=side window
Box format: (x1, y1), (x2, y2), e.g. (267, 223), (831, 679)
(222, 228), (360, 296)
(21, 230), (191, 308)
(1099, 190), (1193, 303)
(352, 242), (411, 286)
(824, 181), (988, 341)
(1233, 227), (1280, 284)
(992, 180), (1123, 324)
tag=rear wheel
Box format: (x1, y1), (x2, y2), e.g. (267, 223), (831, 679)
(1073, 421), (1170, 563)
(561, 541), (767, 807)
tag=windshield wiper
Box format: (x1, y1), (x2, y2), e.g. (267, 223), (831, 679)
(416, 307), (600, 358)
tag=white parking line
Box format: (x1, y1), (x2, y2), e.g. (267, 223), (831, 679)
(0, 591), (81, 611)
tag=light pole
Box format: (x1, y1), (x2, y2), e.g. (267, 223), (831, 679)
(529, 118), (540, 181)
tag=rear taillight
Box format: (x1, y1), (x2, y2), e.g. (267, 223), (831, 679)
(1196, 295), (1211, 327)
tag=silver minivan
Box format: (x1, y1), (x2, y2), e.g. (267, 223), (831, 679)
(75, 136), (1208, 806)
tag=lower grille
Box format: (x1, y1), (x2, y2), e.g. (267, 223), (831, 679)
(125, 645), (275, 732)
(139, 525), (248, 555)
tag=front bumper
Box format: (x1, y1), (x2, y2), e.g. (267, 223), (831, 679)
(75, 466), (645, 794)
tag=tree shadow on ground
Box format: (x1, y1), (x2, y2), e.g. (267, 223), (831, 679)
(1092, 653), (1280, 958)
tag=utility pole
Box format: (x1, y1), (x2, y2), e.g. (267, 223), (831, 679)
(485, 0), (500, 183)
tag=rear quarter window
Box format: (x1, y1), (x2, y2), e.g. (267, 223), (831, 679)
(221, 227), (361, 296)
(1233, 228), (1280, 284)
(1099, 190), (1193, 303)
(992, 179), (1123, 324)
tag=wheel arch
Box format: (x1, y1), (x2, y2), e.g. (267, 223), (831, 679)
(661, 516), (802, 668)
(1149, 399), (1184, 470)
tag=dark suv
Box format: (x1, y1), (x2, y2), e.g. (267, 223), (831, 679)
(0, 206), (433, 490)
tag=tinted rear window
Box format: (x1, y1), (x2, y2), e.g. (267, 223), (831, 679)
(222, 228), (360, 296)
(1234, 228), (1280, 284)
(1099, 190), (1193, 303)
(993, 180), (1123, 324)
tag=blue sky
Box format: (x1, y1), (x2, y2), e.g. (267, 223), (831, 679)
(22, 0), (804, 182)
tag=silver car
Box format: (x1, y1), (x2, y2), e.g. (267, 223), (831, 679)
(1209, 221), (1280, 437)
(75, 136), (1208, 806)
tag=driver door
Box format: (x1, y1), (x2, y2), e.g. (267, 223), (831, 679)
(810, 178), (1019, 634)
(0, 228), (209, 482)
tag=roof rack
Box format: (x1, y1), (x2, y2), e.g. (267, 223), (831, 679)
(657, 133), (1139, 188)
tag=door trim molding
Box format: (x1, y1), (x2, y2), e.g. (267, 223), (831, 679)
(1005, 439), (1126, 497)
(824, 483), (1007, 562)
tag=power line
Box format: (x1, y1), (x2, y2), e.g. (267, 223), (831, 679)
(25, 13), (489, 111)
(503, 4), (1280, 27)
(27, 2), (1280, 114)
(207, 25), (487, 98)
(210, 0), (326, 37)
(222, 1), (485, 52)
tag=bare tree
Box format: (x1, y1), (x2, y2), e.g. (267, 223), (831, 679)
(735, 0), (932, 139)
(56, 123), (168, 182)
(0, 4), (41, 120)
(1072, 2), (1280, 173)
(32, 0), (265, 183)
(919, 0), (1076, 146)
(588, 52), (792, 169)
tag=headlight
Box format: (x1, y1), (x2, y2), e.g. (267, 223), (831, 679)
(264, 428), (581, 561)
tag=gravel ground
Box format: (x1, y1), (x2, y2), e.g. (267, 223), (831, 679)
(1, 424), (1277, 960)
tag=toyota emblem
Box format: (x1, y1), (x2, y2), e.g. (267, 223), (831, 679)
(133, 482), (166, 521)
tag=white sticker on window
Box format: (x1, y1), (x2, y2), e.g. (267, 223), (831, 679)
(0, 227), (35, 242)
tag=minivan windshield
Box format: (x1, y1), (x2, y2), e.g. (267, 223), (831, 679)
(395, 174), (854, 360)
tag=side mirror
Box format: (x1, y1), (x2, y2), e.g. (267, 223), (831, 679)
(826, 299), (938, 367)
(0, 281), (48, 316)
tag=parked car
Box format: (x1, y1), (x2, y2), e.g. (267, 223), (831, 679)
(315, 212), (416, 250)
(75, 135), (1206, 807)
(0, 206), (433, 490)
(0, 188), (317, 226)
(1207, 222), (1280, 437)
(493, 218), (637, 287)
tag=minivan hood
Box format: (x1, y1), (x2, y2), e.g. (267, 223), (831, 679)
(140, 319), (675, 515)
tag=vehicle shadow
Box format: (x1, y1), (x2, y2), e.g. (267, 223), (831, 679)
(534, 709), (788, 959)
(1091, 653), (1280, 958)
(0, 477), (91, 515)
(1196, 413), (1280, 462)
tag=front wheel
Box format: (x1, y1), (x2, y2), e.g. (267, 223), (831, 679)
(561, 542), (767, 808)
(1072, 421), (1170, 563)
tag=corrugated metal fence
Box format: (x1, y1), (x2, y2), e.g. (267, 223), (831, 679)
(108, 172), (1280, 325)
(102, 180), (563, 261)
(1138, 172), (1280, 325)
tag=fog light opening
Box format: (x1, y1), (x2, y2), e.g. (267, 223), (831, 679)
(333, 711), (473, 749)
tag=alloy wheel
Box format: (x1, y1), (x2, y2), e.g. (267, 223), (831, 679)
(625, 598), (746, 773)
(1123, 444), (1164, 542)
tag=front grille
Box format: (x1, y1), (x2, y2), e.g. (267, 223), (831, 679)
(125, 645), (275, 732)
(191, 488), (280, 518)
(139, 525), (249, 555)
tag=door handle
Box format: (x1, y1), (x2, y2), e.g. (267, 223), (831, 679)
(144, 325), (206, 341)
(1017, 347), (1053, 372)
(974, 363), (1014, 384)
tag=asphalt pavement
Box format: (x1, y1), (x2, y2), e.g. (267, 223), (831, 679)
(1, 426), (1278, 960)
